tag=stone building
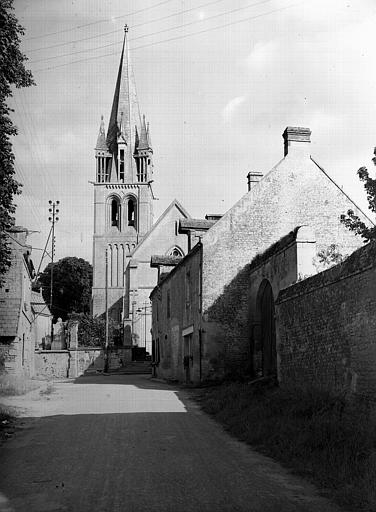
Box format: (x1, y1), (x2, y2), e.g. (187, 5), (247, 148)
(0, 227), (36, 376)
(31, 290), (52, 350)
(150, 126), (372, 383)
(91, 27), (189, 355)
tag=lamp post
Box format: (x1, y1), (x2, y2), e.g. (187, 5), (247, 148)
(48, 200), (59, 347)
(136, 302), (152, 352)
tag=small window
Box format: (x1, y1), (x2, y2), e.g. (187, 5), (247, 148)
(128, 199), (135, 227)
(168, 246), (184, 257)
(119, 149), (124, 181)
(111, 199), (119, 227)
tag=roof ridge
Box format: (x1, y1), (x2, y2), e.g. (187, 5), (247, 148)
(310, 156), (375, 226)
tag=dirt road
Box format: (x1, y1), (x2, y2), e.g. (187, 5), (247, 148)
(0, 374), (341, 512)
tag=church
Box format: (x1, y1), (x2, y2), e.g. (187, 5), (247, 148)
(91, 26), (189, 355)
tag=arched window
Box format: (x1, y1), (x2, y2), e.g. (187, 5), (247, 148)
(167, 246), (184, 257)
(108, 195), (121, 230)
(127, 198), (136, 227)
(111, 199), (120, 227)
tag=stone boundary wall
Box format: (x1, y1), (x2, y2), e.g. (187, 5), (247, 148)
(276, 242), (376, 398)
(34, 347), (131, 379)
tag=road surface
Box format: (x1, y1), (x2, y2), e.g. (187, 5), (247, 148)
(0, 374), (341, 512)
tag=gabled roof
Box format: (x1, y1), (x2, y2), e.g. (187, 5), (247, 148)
(150, 255), (182, 268)
(131, 199), (190, 257)
(179, 218), (216, 232)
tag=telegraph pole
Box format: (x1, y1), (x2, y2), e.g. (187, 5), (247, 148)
(104, 247), (109, 372)
(48, 200), (59, 346)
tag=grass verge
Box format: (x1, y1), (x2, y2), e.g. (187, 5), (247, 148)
(192, 381), (376, 511)
(0, 405), (16, 443)
(0, 373), (42, 396)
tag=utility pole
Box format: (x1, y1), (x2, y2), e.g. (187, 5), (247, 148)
(104, 247), (109, 373)
(48, 200), (59, 347)
(144, 301), (147, 350)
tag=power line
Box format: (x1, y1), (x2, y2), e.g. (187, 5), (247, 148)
(33, 2), (301, 73)
(28, 0), (270, 56)
(24, 0), (176, 41)
(28, 0), (232, 63)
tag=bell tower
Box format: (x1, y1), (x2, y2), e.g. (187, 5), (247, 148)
(92, 25), (154, 320)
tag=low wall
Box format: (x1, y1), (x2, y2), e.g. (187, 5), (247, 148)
(276, 242), (376, 399)
(35, 347), (132, 379)
(35, 350), (70, 379)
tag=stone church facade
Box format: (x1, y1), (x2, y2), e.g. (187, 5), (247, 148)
(91, 27), (189, 354)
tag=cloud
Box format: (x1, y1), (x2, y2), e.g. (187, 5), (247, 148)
(222, 96), (246, 123)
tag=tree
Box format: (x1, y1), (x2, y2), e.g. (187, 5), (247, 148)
(67, 313), (121, 348)
(37, 257), (93, 322)
(0, 0), (34, 285)
(340, 148), (376, 242)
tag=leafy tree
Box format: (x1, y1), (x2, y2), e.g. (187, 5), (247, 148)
(37, 257), (93, 322)
(67, 313), (121, 348)
(0, 0), (34, 285)
(340, 148), (376, 242)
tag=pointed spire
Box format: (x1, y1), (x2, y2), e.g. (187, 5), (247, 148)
(138, 114), (149, 150)
(146, 121), (152, 148)
(134, 125), (139, 150)
(96, 115), (108, 150)
(106, 25), (140, 158)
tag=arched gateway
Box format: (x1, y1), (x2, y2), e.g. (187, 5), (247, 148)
(256, 279), (277, 378)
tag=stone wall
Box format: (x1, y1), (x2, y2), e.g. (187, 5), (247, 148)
(276, 242), (376, 399)
(34, 347), (131, 379)
(35, 350), (70, 379)
(151, 244), (202, 383)
(201, 132), (368, 378)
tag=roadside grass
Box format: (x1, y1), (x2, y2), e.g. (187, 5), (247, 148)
(0, 405), (16, 443)
(193, 381), (376, 511)
(0, 373), (42, 396)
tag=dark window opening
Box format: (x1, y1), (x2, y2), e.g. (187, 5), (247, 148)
(128, 199), (135, 227)
(167, 290), (171, 318)
(119, 149), (124, 181)
(111, 199), (119, 227)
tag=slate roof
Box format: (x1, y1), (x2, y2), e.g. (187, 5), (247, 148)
(31, 291), (51, 316)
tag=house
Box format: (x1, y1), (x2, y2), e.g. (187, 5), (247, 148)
(0, 227), (36, 376)
(91, 27), (189, 357)
(31, 291), (52, 350)
(150, 126), (372, 383)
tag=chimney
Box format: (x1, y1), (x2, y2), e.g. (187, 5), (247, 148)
(247, 171), (263, 192)
(282, 126), (311, 157)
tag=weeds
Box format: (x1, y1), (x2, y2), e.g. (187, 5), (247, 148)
(194, 382), (376, 511)
(0, 373), (41, 396)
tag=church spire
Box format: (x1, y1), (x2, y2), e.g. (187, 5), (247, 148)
(106, 25), (140, 160)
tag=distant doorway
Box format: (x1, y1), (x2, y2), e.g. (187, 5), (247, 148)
(257, 280), (277, 378)
(183, 334), (192, 384)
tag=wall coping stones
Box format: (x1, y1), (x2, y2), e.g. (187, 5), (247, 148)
(248, 225), (314, 273)
(277, 241), (376, 304)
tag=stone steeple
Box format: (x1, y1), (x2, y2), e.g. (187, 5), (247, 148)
(100, 25), (153, 184)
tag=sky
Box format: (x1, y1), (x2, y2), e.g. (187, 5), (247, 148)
(11, 0), (376, 271)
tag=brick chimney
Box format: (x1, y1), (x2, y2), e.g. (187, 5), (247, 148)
(247, 171), (263, 192)
(282, 126), (311, 157)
